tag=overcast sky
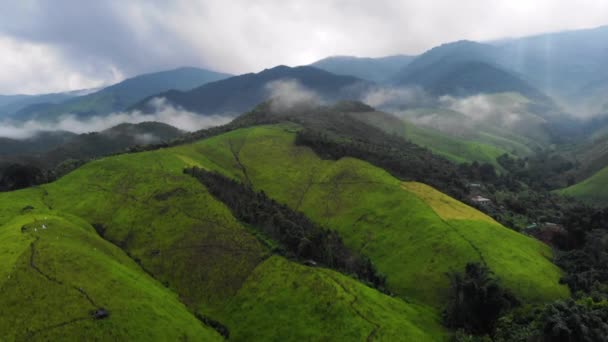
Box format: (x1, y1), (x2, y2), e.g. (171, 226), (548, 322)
(1, 0), (607, 94)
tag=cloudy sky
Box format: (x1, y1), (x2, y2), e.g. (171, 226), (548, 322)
(1, 0), (607, 94)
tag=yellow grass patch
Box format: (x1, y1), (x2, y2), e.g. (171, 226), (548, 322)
(401, 182), (498, 225)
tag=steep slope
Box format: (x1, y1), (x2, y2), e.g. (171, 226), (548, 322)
(172, 124), (568, 308)
(0, 207), (221, 340)
(132, 65), (372, 116)
(0, 133), (445, 340)
(311, 55), (415, 82)
(14, 67), (231, 121)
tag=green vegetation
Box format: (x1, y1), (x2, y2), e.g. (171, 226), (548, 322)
(0, 211), (222, 341)
(173, 124), (567, 308)
(222, 256), (444, 341)
(0, 111), (572, 340)
(560, 166), (608, 206)
(0, 126), (449, 340)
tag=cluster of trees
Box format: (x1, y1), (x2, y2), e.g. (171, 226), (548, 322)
(295, 128), (469, 199)
(491, 299), (608, 342)
(0, 159), (85, 192)
(444, 263), (519, 337)
(184, 167), (386, 289)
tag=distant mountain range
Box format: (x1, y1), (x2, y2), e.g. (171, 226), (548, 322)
(132, 65), (372, 115)
(8, 67), (231, 121)
(0, 89), (98, 118)
(310, 54), (415, 82)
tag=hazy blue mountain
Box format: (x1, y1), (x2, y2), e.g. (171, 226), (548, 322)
(13, 67), (231, 121)
(494, 25), (608, 100)
(133, 65), (372, 116)
(311, 55), (415, 82)
(0, 90), (89, 118)
(393, 47), (548, 102)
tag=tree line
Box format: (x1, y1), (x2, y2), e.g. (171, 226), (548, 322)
(184, 167), (386, 290)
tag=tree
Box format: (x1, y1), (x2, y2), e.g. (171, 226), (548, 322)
(444, 262), (519, 336)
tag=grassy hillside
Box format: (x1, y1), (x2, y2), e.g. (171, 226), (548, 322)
(171, 124), (568, 308)
(0, 209), (222, 341)
(559, 166), (608, 206)
(0, 128), (446, 340)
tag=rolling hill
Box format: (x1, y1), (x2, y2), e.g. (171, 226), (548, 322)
(0, 103), (569, 340)
(131, 65), (372, 116)
(311, 55), (415, 82)
(559, 166), (608, 206)
(13, 67), (231, 121)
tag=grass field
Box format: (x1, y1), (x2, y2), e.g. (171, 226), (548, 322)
(0, 211), (222, 341)
(559, 166), (608, 206)
(0, 126), (451, 340)
(172, 124), (568, 308)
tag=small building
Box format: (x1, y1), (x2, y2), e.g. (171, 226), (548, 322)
(471, 195), (491, 205)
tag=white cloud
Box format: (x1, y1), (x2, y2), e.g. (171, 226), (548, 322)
(0, 35), (122, 94)
(0, 97), (232, 139)
(1, 1), (608, 94)
(265, 79), (322, 111)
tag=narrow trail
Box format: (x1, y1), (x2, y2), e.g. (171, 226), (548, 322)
(24, 237), (103, 341)
(29, 237), (104, 310)
(324, 273), (381, 342)
(229, 140), (252, 187)
(22, 316), (91, 341)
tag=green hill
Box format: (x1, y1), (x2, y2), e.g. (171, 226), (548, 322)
(559, 166), (608, 206)
(0, 128), (445, 340)
(0, 111), (569, 339)
(175, 124), (567, 308)
(0, 211), (222, 341)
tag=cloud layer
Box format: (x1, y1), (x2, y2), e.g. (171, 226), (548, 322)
(0, 98), (232, 139)
(1, 0), (608, 94)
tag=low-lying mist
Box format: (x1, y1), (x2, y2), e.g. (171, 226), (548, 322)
(0, 97), (233, 140)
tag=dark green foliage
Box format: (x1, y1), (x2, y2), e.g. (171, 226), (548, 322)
(540, 299), (608, 342)
(194, 313), (230, 339)
(294, 127), (469, 200)
(497, 153), (575, 190)
(185, 167), (386, 289)
(557, 230), (608, 295)
(0, 164), (50, 191)
(443, 262), (519, 336)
